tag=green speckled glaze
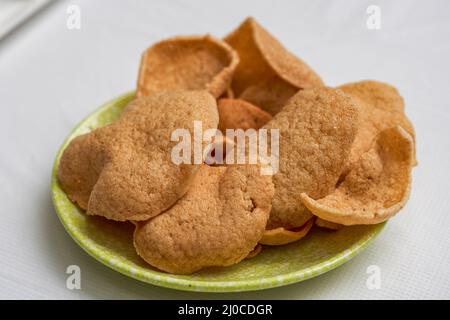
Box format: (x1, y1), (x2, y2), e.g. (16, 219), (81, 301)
(51, 92), (386, 292)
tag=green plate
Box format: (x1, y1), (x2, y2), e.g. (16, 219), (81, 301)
(51, 92), (386, 292)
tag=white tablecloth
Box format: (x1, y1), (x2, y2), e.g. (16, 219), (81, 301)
(1, 0), (449, 299)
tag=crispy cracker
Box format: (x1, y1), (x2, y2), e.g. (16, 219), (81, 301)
(263, 87), (358, 229)
(239, 75), (298, 115)
(246, 244), (262, 259)
(137, 35), (239, 98)
(218, 98), (272, 132)
(315, 218), (343, 230)
(339, 80), (416, 171)
(225, 17), (323, 96)
(133, 165), (274, 274)
(58, 91), (219, 221)
(259, 218), (314, 246)
(301, 126), (413, 225)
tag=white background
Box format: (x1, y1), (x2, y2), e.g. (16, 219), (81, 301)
(0, 0), (449, 299)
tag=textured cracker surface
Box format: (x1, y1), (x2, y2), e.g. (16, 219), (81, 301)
(259, 219), (314, 246)
(218, 98), (272, 132)
(301, 127), (413, 225)
(133, 165), (274, 274)
(339, 80), (416, 171)
(58, 91), (219, 221)
(263, 87), (358, 229)
(315, 218), (343, 230)
(239, 75), (299, 115)
(225, 17), (323, 96)
(137, 35), (238, 98)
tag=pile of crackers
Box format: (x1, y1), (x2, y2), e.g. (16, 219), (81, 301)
(58, 17), (416, 274)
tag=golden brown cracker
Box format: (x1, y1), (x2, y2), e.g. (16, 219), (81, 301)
(315, 218), (343, 230)
(259, 218), (314, 246)
(263, 87), (358, 229)
(58, 90), (219, 221)
(301, 126), (413, 225)
(137, 35), (239, 98)
(239, 75), (298, 115)
(338, 80), (416, 171)
(224, 17), (323, 96)
(217, 98), (272, 132)
(246, 244), (262, 259)
(133, 164), (274, 274)
(219, 86), (235, 99)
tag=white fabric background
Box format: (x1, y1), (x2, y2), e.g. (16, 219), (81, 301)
(0, 0), (449, 299)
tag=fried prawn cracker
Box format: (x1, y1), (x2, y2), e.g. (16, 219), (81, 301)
(225, 17), (323, 96)
(263, 87), (358, 229)
(239, 75), (299, 116)
(301, 126), (414, 225)
(218, 98), (272, 131)
(259, 218), (314, 246)
(58, 91), (219, 221)
(133, 165), (274, 274)
(338, 80), (416, 171)
(315, 218), (343, 230)
(245, 244), (262, 259)
(137, 35), (238, 98)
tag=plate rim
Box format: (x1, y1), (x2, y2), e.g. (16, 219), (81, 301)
(51, 91), (386, 292)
